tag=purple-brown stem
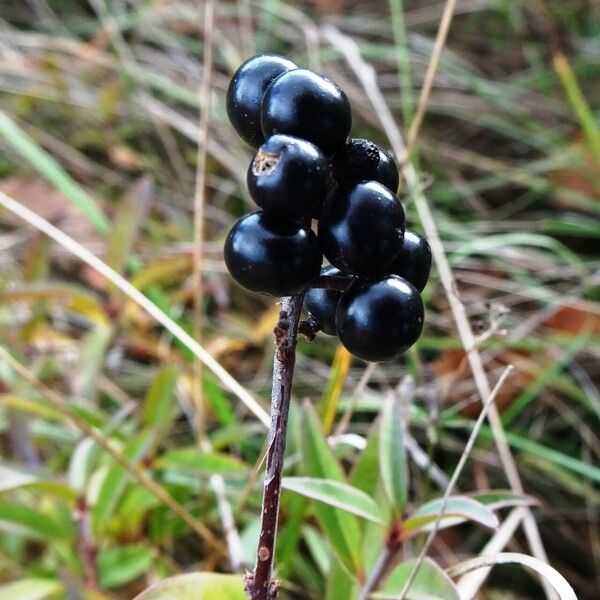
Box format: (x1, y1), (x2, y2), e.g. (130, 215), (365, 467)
(357, 520), (404, 600)
(245, 294), (304, 600)
(74, 496), (98, 590)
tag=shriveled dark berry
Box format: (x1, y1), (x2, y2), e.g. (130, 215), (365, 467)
(247, 135), (329, 217)
(224, 211), (322, 296)
(332, 138), (380, 182)
(319, 181), (405, 275)
(388, 229), (432, 292)
(226, 55), (297, 147)
(260, 69), (351, 156)
(373, 147), (400, 192)
(304, 266), (349, 336)
(336, 275), (424, 362)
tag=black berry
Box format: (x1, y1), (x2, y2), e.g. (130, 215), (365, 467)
(224, 211), (321, 296)
(247, 134), (329, 218)
(336, 275), (424, 362)
(226, 54), (297, 148)
(319, 181), (405, 275)
(373, 147), (400, 192)
(332, 138), (380, 182)
(260, 69), (351, 156)
(388, 229), (432, 292)
(304, 266), (349, 336)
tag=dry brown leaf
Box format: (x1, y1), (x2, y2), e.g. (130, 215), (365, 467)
(0, 177), (104, 252)
(540, 301), (600, 336)
(309, 0), (348, 14)
(546, 142), (600, 198)
(433, 348), (538, 417)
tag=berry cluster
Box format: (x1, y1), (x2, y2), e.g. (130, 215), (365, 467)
(224, 54), (432, 362)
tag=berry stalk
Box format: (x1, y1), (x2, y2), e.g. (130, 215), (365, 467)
(245, 294), (304, 600)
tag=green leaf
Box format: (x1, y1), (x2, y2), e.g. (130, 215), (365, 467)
(376, 557), (459, 599)
(156, 447), (248, 475)
(350, 421), (380, 497)
(74, 325), (112, 401)
(472, 490), (540, 511)
(204, 376), (236, 426)
(142, 365), (179, 431)
(276, 491), (308, 580)
(118, 487), (161, 536)
(68, 437), (98, 492)
(0, 502), (72, 541)
(93, 431), (154, 529)
(98, 544), (154, 589)
(302, 525), (331, 574)
(105, 177), (150, 276)
(379, 393), (408, 514)
(403, 496), (499, 538)
(326, 555), (357, 600)
(282, 477), (385, 524)
(0, 464), (76, 501)
(133, 573), (246, 600)
(0, 578), (63, 600)
(301, 403), (362, 577)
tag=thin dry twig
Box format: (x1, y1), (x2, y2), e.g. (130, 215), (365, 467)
(322, 24), (555, 600)
(396, 366), (513, 599)
(191, 0), (244, 570)
(192, 0), (215, 437)
(86, 0), (189, 184)
(0, 190), (270, 427)
(402, 0), (459, 163)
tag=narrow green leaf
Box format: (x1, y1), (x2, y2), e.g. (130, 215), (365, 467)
(282, 477), (385, 524)
(302, 525), (331, 574)
(379, 394), (408, 514)
(376, 557), (459, 599)
(350, 421), (380, 497)
(204, 376), (236, 426)
(93, 431), (153, 529)
(142, 365), (179, 430)
(276, 491), (308, 580)
(0, 110), (109, 233)
(133, 573), (246, 600)
(118, 487), (161, 536)
(156, 447), (248, 475)
(0, 463), (76, 502)
(0, 502), (73, 541)
(105, 177), (151, 276)
(0, 578), (63, 600)
(301, 403), (362, 576)
(403, 496), (499, 538)
(98, 544), (154, 589)
(472, 491), (540, 511)
(326, 555), (358, 600)
(68, 437), (98, 492)
(74, 325), (112, 401)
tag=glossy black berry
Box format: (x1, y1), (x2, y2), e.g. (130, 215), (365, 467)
(388, 229), (432, 292)
(224, 211), (321, 296)
(247, 135), (329, 217)
(260, 69), (351, 156)
(336, 275), (424, 362)
(226, 55), (297, 147)
(304, 266), (349, 336)
(332, 138), (380, 182)
(373, 148), (400, 192)
(319, 180), (405, 275)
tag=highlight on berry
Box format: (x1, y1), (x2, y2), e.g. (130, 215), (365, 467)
(225, 54), (432, 362)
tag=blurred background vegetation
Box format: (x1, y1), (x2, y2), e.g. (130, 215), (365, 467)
(0, 1), (598, 598)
